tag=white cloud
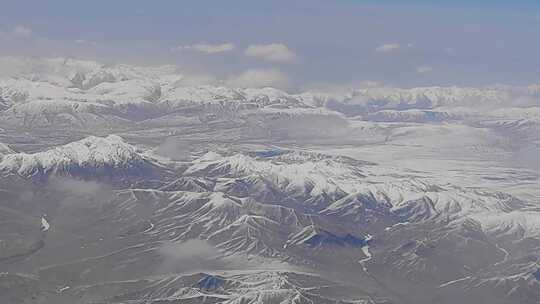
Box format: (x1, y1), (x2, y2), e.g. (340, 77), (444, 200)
(416, 66), (433, 74)
(245, 43), (296, 63)
(375, 43), (400, 53)
(12, 25), (32, 38)
(226, 69), (290, 88)
(173, 42), (236, 54)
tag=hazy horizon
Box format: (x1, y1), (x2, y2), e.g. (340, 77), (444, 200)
(2, 0), (540, 90)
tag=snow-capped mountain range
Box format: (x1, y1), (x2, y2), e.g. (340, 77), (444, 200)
(0, 135), (163, 179)
(1, 57), (539, 133)
(1, 57), (539, 304)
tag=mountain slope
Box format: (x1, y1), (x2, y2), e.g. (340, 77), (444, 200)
(0, 135), (162, 179)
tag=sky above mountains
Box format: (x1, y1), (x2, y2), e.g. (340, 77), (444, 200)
(1, 0), (540, 90)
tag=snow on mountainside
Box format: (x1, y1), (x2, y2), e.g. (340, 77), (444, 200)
(0, 57), (308, 110)
(314, 86), (540, 133)
(65, 146), (536, 301)
(0, 58), (323, 128)
(323, 86), (538, 110)
(184, 150), (538, 238)
(2, 56), (540, 304)
(185, 151), (368, 196)
(0, 135), (161, 179)
(52, 271), (373, 304)
(2, 56), (540, 131)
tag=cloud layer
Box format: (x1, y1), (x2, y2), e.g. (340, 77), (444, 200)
(375, 43), (400, 53)
(173, 42), (236, 54)
(245, 43), (296, 62)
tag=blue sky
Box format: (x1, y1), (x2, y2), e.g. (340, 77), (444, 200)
(1, 0), (540, 89)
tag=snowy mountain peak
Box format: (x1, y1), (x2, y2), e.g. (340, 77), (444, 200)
(0, 135), (158, 178)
